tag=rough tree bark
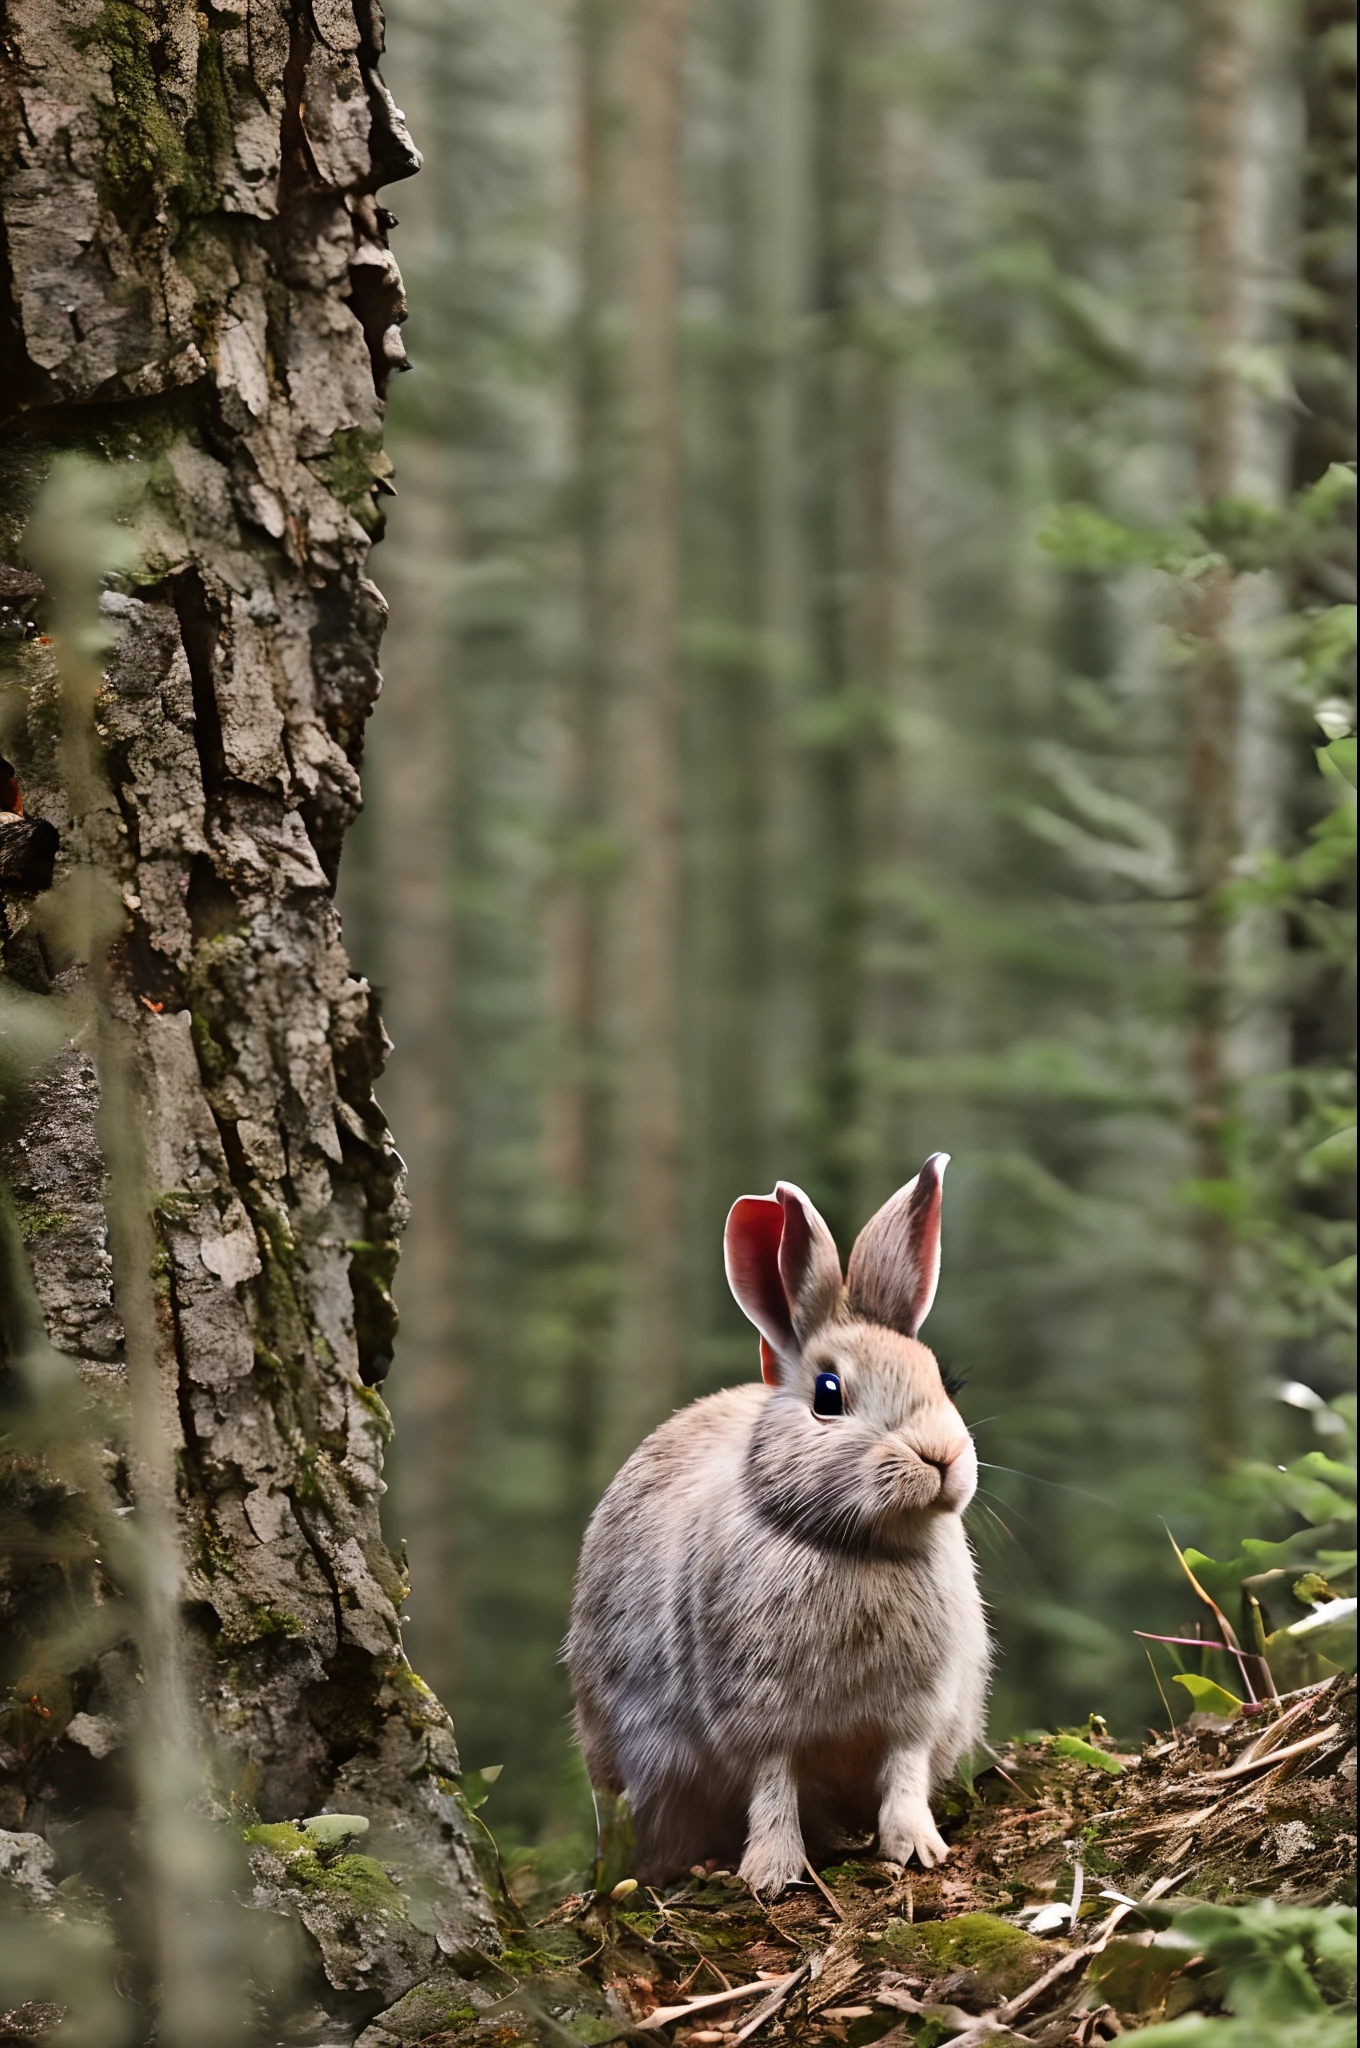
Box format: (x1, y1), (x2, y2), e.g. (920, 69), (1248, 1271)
(0, 0), (496, 2037)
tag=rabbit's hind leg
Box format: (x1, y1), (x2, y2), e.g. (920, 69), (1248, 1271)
(628, 1769), (745, 1880)
(738, 1752), (807, 1895)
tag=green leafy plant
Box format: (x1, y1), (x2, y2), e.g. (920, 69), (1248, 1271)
(1141, 1394), (1356, 1715)
(1114, 1899), (1358, 2046)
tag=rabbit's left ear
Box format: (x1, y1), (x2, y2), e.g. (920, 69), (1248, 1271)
(846, 1153), (949, 1338)
(724, 1182), (842, 1385)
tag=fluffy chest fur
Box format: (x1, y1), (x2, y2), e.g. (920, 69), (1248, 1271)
(570, 1385), (987, 1767)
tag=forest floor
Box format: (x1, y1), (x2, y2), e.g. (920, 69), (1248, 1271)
(362, 1673), (1355, 2047)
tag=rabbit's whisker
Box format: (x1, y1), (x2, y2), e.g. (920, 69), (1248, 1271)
(972, 1517), (1029, 1575)
(975, 1461), (1118, 1512)
(964, 1501), (1010, 1554)
(973, 1483), (1043, 1538)
(970, 1496), (1043, 1585)
(973, 1493), (1039, 1561)
(973, 1494), (1023, 1542)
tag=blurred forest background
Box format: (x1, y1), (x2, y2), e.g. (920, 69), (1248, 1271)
(339, 0), (1357, 1859)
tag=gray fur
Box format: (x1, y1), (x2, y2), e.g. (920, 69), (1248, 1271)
(567, 1170), (990, 1891)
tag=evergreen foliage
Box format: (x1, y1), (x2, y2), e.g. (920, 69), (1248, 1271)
(349, 0), (1357, 1855)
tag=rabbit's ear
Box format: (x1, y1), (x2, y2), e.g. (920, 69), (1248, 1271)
(725, 1196), (793, 1380)
(845, 1152), (950, 1337)
(725, 1183), (843, 1384)
(772, 1181), (844, 1342)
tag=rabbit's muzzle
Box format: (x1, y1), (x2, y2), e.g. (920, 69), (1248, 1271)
(871, 1431), (977, 1517)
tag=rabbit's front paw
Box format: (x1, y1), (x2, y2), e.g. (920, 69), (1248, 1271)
(879, 1805), (949, 1870)
(739, 1830), (806, 1896)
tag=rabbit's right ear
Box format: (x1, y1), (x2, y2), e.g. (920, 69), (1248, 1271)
(724, 1182), (843, 1385)
(846, 1152), (949, 1337)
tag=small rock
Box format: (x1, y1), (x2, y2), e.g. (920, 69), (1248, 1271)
(0, 2001), (66, 2041)
(64, 1712), (120, 1759)
(0, 1831), (57, 1902)
(1272, 1820), (1316, 1862)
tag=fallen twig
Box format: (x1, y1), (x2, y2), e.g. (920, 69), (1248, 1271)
(1197, 1723), (1341, 1784)
(640, 1971), (800, 2031)
(1230, 1690), (1322, 1769)
(875, 1988), (1026, 2047)
(731, 1958), (814, 2042)
(1111, 1803), (1218, 1841)
(803, 1859), (846, 1919)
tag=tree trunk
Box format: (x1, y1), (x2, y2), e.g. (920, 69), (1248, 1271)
(846, 0), (917, 1208)
(1185, 0), (1252, 1470)
(1291, 0), (1357, 514)
(1283, 0), (1358, 1383)
(687, 0), (773, 1346)
(801, 0), (880, 1246)
(0, 1), (495, 2036)
(604, 0), (690, 1464)
(542, 0), (617, 1524)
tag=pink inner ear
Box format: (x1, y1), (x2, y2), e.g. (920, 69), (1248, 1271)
(724, 1194), (795, 1364)
(758, 1335), (780, 1387)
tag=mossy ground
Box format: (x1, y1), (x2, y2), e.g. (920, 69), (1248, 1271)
(872, 1911), (1049, 2000)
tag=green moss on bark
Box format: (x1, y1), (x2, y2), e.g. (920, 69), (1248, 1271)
(320, 429), (396, 533)
(223, 1603), (304, 1645)
(86, 3), (230, 214)
(242, 1823), (409, 1921)
(89, 3), (191, 203)
(11, 1199), (73, 1240)
(355, 1383), (395, 1442)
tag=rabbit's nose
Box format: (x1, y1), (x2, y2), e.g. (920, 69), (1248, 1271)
(916, 1437), (967, 1474)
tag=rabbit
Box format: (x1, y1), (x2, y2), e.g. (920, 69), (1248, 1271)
(566, 1153), (990, 1892)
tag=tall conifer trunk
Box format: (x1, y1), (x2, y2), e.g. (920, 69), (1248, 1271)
(1283, 0), (1358, 1363)
(1186, 0), (1252, 1469)
(690, 0), (772, 1342)
(0, 1), (494, 2031)
(802, 0), (863, 1248)
(803, 0), (896, 1242)
(606, 0), (689, 1459)
(849, 0), (916, 1204)
(543, 0), (616, 1521)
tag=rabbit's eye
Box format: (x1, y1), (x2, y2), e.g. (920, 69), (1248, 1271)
(812, 1372), (845, 1418)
